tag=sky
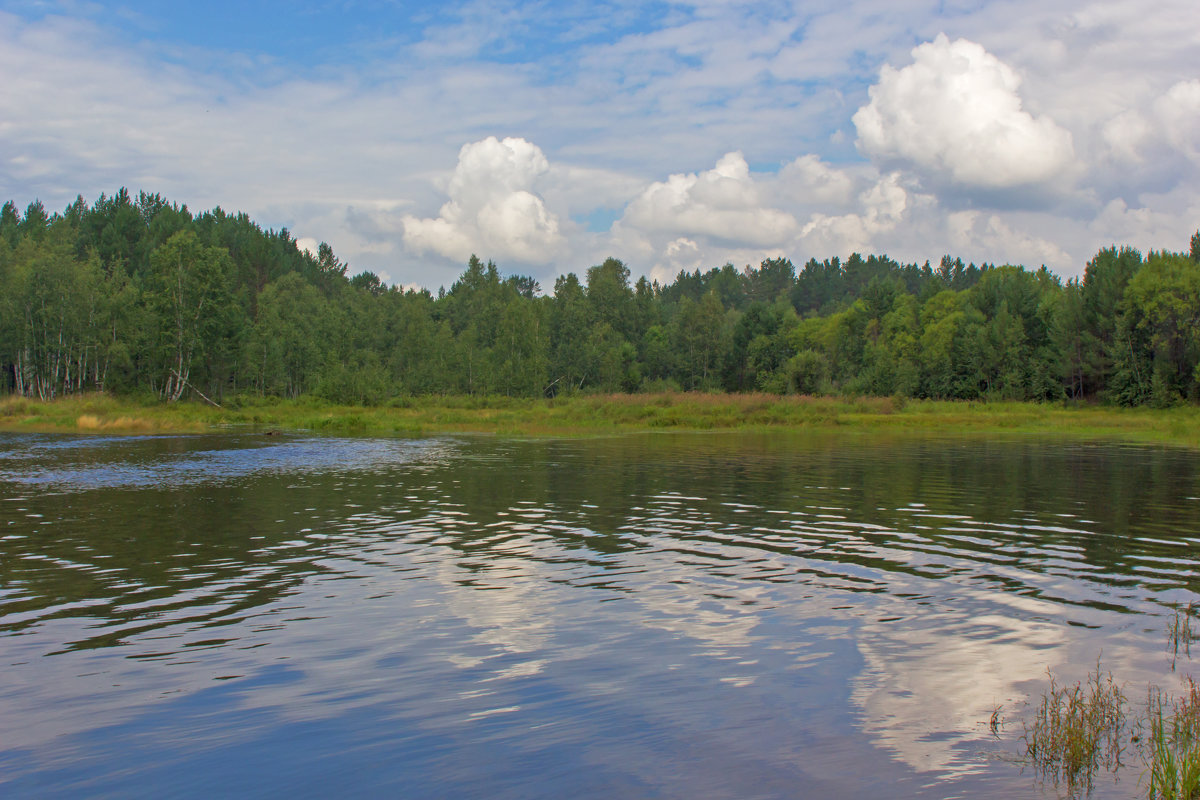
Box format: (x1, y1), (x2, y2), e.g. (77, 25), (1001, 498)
(1, 0), (1198, 290)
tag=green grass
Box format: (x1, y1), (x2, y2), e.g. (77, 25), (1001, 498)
(1147, 680), (1200, 800)
(1023, 661), (1127, 795)
(3, 392), (1200, 446)
(1013, 615), (1200, 799)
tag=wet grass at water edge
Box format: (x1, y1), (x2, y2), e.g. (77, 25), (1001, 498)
(4, 393), (1200, 447)
(1011, 619), (1200, 799)
(1022, 662), (1127, 795)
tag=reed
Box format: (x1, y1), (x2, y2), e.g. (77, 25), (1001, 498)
(1146, 680), (1200, 800)
(1023, 661), (1127, 795)
(1013, 608), (1200, 799)
(1171, 604), (1197, 671)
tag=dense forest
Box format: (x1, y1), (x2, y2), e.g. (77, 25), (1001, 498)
(2, 190), (1199, 407)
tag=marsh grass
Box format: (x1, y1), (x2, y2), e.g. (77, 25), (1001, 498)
(1013, 607), (1200, 799)
(1146, 680), (1200, 800)
(1170, 604), (1197, 670)
(3, 392), (1200, 445)
(1023, 662), (1127, 795)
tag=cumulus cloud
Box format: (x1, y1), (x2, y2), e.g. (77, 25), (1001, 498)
(4, 3), (1199, 288)
(946, 210), (1070, 268)
(1101, 110), (1153, 163)
(853, 34), (1075, 190)
(402, 137), (564, 265)
(618, 152), (798, 247)
(1103, 80), (1200, 167)
(778, 154), (858, 207)
(797, 172), (914, 257)
(295, 237), (320, 258)
(1158, 81), (1200, 164)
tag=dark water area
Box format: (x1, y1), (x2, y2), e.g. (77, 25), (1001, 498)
(2, 430), (1199, 798)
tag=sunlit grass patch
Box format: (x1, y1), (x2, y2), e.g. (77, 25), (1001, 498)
(73, 413), (157, 432)
(103, 416), (159, 432)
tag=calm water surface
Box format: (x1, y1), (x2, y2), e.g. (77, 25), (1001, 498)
(2, 430), (1199, 798)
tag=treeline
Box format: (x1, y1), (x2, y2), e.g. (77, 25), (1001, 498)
(2, 189), (1199, 407)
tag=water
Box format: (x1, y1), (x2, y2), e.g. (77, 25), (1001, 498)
(1, 430), (1198, 798)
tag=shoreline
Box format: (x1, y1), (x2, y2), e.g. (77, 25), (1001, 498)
(3, 393), (1200, 447)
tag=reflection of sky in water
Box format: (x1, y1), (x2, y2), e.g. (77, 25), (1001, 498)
(3, 433), (1200, 798)
(0, 434), (455, 491)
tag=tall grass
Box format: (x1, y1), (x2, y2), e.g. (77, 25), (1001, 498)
(1015, 605), (1200, 799)
(1023, 662), (1127, 795)
(1146, 680), (1200, 800)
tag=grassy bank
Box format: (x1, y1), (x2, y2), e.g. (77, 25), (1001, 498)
(3, 392), (1200, 446)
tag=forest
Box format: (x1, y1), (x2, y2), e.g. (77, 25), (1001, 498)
(2, 189), (1199, 408)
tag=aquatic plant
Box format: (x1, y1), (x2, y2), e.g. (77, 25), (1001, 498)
(1012, 606), (1200, 799)
(989, 704), (1004, 738)
(1145, 679), (1200, 800)
(1170, 604), (1197, 671)
(1023, 661), (1126, 795)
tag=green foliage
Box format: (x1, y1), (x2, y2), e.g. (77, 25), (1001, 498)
(1, 188), (1199, 409)
(784, 349), (828, 395)
(1123, 252), (1200, 404)
(145, 229), (237, 401)
(251, 273), (331, 397)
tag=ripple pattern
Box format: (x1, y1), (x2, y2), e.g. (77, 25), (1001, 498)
(1, 431), (1198, 799)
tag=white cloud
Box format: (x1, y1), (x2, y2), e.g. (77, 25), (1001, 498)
(796, 172), (913, 259)
(295, 237), (320, 258)
(1089, 193), (1200, 255)
(402, 137), (564, 265)
(778, 155), (857, 207)
(2, 3), (1198, 288)
(1103, 80), (1200, 167)
(1157, 81), (1200, 165)
(618, 152), (798, 247)
(853, 34), (1075, 190)
(946, 211), (1071, 268)
(1101, 110), (1153, 163)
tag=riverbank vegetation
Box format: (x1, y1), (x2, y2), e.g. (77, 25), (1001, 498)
(2, 190), (1199, 411)
(5, 392), (1200, 446)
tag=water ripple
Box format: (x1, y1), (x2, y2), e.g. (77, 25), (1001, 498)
(1, 432), (1198, 799)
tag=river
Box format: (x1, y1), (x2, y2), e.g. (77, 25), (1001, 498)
(2, 430), (1198, 798)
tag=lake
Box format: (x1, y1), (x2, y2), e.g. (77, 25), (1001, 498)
(1, 430), (1198, 798)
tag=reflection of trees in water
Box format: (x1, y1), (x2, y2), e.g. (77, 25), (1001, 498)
(3, 432), (1198, 653)
(428, 434), (1200, 600)
(0, 433), (450, 652)
(0, 472), (343, 651)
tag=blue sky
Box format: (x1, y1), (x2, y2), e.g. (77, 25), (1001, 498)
(1, 0), (1198, 289)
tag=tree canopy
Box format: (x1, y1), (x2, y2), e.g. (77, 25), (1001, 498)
(2, 189), (1199, 407)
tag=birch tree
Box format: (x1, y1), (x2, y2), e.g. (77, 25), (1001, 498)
(146, 230), (234, 402)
